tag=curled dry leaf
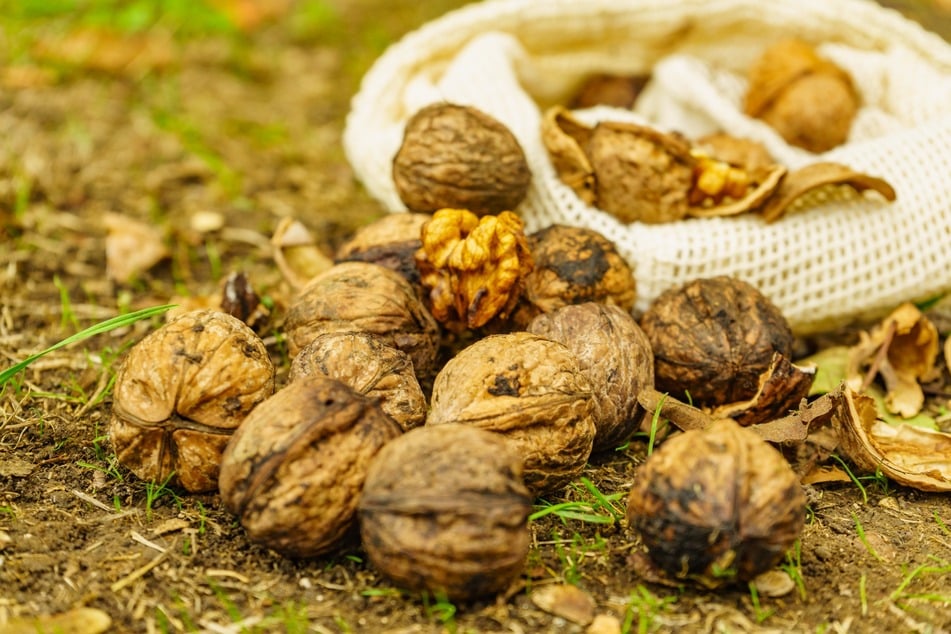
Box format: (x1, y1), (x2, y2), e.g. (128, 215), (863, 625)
(832, 386), (951, 492)
(541, 106), (596, 205)
(415, 208), (533, 330)
(759, 162), (897, 223)
(271, 217), (333, 290)
(104, 212), (169, 284)
(846, 302), (940, 418)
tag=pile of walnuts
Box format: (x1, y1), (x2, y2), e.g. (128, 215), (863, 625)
(108, 98), (818, 600)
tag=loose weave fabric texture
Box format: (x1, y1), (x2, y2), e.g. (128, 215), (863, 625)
(343, 0), (951, 334)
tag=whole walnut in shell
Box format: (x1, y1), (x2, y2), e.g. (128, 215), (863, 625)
(219, 376), (401, 558)
(289, 331), (426, 432)
(110, 310), (274, 493)
(511, 224), (636, 328)
(529, 302), (654, 452)
(626, 419), (806, 587)
(283, 261), (440, 379)
(359, 424), (532, 601)
(334, 212), (432, 289)
(640, 277), (792, 403)
(744, 39), (858, 153)
(427, 331), (596, 495)
(393, 103), (531, 216)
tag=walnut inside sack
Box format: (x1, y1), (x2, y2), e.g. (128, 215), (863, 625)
(393, 103), (531, 216)
(110, 310), (275, 493)
(359, 424), (532, 601)
(743, 39), (859, 153)
(283, 261), (440, 380)
(219, 376), (402, 559)
(427, 331), (596, 495)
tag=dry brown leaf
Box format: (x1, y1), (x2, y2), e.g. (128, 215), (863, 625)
(33, 28), (175, 75)
(104, 212), (169, 284)
(271, 217), (333, 290)
(832, 387), (951, 492)
(759, 162), (896, 222)
(800, 463), (853, 485)
(530, 583), (596, 626)
(846, 303), (940, 418)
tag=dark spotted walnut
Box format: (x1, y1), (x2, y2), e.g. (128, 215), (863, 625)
(626, 419), (806, 587)
(393, 103), (531, 216)
(219, 376), (401, 558)
(427, 331), (595, 495)
(334, 212), (432, 289)
(289, 332), (426, 432)
(110, 310), (274, 493)
(511, 224), (636, 328)
(528, 302), (654, 452)
(359, 424), (532, 601)
(283, 261), (440, 380)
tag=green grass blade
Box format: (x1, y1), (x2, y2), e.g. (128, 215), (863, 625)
(0, 304), (174, 386)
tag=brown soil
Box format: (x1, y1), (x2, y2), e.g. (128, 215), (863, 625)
(2, 2), (950, 633)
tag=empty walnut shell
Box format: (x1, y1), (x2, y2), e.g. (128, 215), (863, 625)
(639, 276), (795, 408)
(511, 224), (636, 329)
(334, 212), (432, 289)
(626, 419), (806, 587)
(359, 424), (532, 601)
(289, 332), (426, 432)
(283, 261), (440, 380)
(393, 103), (531, 216)
(744, 39), (858, 153)
(219, 376), (401, 558)
(110, 310), (274, 493)
(427, 331), (596, 495)
(529, 302), (654, 452)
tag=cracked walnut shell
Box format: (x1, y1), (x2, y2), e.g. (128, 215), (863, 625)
(393, 103), (531, 216)
(289, 332), (426, 432)
(283, 261), (440, 379)
(110, 310), (275, 493)
(427, 331), (596, 495)
(219, 376), (402, 558)
(626, 419), (806, 587)
(359, 424), (532, 601)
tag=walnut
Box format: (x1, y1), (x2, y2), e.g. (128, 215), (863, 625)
(218, 376), (401, 558)
(511, 224), (635, 329)
(528, 302), (654, 452)
(639, 276), (813, 426)
(283, 261), (440, 380)
(334, 212), (432, 290)
(358, 424), (532, 600)
(427, 331), (596, 495)
(110, 310), (274, 493)
(415, 208), (533, 331)
(569, 73), (650, 109)
(289, 332), (426, 432)
(744, 39), (858, 153)
(626, 419), (806, 587)
(393, 103), (531, 216)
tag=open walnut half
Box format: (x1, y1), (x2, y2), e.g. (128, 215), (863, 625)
(542, 106), (895, 224)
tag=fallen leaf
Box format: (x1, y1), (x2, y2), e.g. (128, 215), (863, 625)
(586, 614), (622, 634)
(751, 569), (795, 597)
(104, 213), (169, 284)
(0, 456), (35, 477)
(801, 463), (852, 485)
(1, 607), (111, 634)
(800, 345), (850, 396)
(530, 583), (596, 626)
(271, 217), (333, 290)
(832, 387), (951, 492)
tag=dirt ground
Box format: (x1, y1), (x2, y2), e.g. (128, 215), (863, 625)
(2, 1), (951, 633)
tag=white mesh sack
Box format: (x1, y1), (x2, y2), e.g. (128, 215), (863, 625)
(343, 0), (951, 334)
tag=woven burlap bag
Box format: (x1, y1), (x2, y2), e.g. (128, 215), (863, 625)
(343, 0), (951, 334)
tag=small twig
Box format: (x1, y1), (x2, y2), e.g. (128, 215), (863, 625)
(71, 488), (120, 514)
(131, 529), (167, 554)
(110, 552), (168, 592)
